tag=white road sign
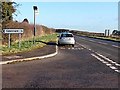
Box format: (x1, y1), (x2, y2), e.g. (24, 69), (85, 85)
(3, 29), (24, 34)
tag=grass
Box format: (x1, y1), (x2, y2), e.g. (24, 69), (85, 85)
(1, 33), (57, 55)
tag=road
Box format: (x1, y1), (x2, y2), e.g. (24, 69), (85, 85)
(2, 35), (119, 89)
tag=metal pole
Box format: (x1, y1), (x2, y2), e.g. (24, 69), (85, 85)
(108, 29), (110, 37)
(105, 29), (107, 37)
(8, 33), (10, 48)
(33, 9), (36, 44)
(19, 33), (21, 48)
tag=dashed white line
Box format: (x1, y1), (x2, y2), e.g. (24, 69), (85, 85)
(71, 47), (74, 50)
(89, 40), (96, 42)
(112, 45), (120, 48)
(106, 64), (112, 66)
(109, 66), (117, 70)
(60, 46), (85, 50)
(115, 70), (120, 73)
(115, 63), (120, 67)
(99, 59), (105, 62)
(98, 42), (107, 45)
(101, 61), (108, 64)
(79, 48), (83, 50)
(60, 47), (65, 49)
(68, 48), (70, 50)
(88, 49), (92, 51)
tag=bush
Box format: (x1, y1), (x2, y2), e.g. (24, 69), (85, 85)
(2, 21), (55, 45)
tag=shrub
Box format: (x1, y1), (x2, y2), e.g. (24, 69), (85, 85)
(2, 21), (55, 45)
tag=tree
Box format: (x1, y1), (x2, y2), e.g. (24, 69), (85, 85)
(0, 2), (2, 27)
(112, 30), (120, 36)
(2, 2), (20, 28)
(22, 18), (29, 23)
(1, 1), (20, 45)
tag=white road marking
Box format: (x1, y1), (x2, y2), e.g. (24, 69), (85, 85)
(76, 42), (120, 73)
(80, 48), (84, 50)
(75, 48), (78, 50)
(109, 66), (117, 70)
(60, 46), (84, 50)
(98, 42), (107, 45)
(78, 48), (82, 50)
(111, 61), (117, 64)
(115, 70), (120, 73)
(60, 47), (65, 49)
(101, 61), (108, 64)
(68, 48), (70, 50)
(77, 42), (119, 66)
(79, 37), (107, 45)
(106, 64), (112, 66)
(99, 59), (105, 62)
(112, 45), (120, 48)
(95, 53), (110, 61)
(91, 54), (106, 63)
(95, 52), (120, 67)
(115, 63), (120, 67)
(91, 53), (119, 73)
(88, 49), (92, 51)
(89, 40), (96, 42)
(71, 47), (74, 50)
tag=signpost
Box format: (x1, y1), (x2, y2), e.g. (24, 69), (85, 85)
(3, 29), (24, 48)
(33, 6), (38, 44)
(3, 29), (24, 34)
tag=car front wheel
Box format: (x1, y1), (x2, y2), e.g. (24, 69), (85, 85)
(72, 44), (74, 47)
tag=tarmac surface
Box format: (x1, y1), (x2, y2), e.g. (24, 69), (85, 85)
(2, 36), (119, 89)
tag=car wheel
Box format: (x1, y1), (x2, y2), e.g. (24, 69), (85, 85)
(72, 44), (74, 47)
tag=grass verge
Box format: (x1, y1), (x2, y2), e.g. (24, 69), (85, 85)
(1, 33), (57, 55)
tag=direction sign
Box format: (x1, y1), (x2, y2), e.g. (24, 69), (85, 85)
(2, 29), (24, 48)
(3, 29), (24, 34)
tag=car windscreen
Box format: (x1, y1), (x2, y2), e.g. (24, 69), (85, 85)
(61, 34), (73, 37)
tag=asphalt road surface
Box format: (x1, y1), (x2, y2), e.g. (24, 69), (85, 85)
(2, 35), (120, 89)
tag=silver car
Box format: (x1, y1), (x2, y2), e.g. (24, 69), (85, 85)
(58, 32), (75, 47)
